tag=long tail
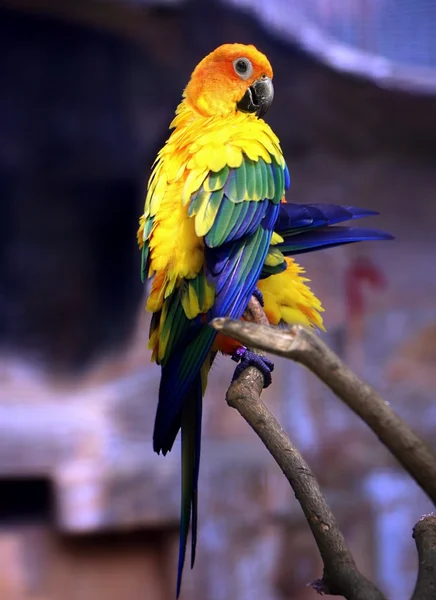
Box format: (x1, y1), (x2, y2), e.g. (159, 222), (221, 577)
(177, 376), (203, 598)
(154, 344), (213, 598)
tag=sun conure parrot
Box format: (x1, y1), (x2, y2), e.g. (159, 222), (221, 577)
(137, 43), (392, 596)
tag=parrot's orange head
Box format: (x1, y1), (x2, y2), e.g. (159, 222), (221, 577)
(184, 43), (274, 118)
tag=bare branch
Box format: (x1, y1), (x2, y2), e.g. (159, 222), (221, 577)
(411, 515), (436, 600)
(211, 318), (436, 505)
(222, 304), (385, 598)
(226, 365), (386, 598)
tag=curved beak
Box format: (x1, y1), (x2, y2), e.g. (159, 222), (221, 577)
(236, 76), (274, 118)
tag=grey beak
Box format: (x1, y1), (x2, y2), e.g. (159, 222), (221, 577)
(236, 76), (274, 118)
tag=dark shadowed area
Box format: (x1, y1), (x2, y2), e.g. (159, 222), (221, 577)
(0, 2), (435, 599)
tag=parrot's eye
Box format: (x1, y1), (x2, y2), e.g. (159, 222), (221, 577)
(233, 57), (253, 80)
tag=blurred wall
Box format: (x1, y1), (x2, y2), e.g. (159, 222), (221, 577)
(0, 2), (435, 600)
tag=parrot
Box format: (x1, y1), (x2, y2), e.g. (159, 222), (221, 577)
(137, 43), (392, 597)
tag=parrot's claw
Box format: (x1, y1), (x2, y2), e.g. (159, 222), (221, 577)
(252, 287), (264, 307)
(309, 578), (328, 595)
(231, 347), (274, 388)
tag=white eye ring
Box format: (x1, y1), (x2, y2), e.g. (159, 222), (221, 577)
(233, 57), (253, 80)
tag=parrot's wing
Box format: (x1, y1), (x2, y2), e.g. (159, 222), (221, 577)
(153, 154), (288, 596)
(275, 202), (393, 255)
(261, 203), (394, 277)
(155, 155), (288, 450)
(274, 202), (379, 232)
(200, 157), (286, 314)
(276, 225), (394, 255)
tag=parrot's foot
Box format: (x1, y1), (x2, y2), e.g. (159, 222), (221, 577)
(252, 287), (264, 307)
(309, 578), (328, 595)
(231, 347), (274, 388)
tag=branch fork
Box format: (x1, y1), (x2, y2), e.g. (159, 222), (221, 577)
(210, 298), (436, 599)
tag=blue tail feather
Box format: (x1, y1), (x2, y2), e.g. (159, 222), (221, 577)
(272, 202), (393, 257)
(277, 226), (394, 256)
(153, 326), (215, 455)
(274, 202), (380, 234)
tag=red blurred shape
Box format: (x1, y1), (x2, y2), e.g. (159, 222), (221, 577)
(346, 257), (387, 319)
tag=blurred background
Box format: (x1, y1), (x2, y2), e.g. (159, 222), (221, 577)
(0, 1), (436, 599)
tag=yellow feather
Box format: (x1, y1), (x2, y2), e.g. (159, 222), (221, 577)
(280, 307), (315, 329)
(194, 196), (216, 237)
(182, 168), (208, 204)
(261, 291), (281, 323)
(225, 145), (243, 168)
(242, 141), (272, 163)
(146, 279), (165, 313)
(181, 284), (200, 319)
(164, 276), (177, 298)
(258, 257), (325, 331)
(209, 149), (228, 173)
(270, 231), (284, 245)
(264, 247), (284, 267)
(137, 215), (145, 248)
(204, 278), (215, 310)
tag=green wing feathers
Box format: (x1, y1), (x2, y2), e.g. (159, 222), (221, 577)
(188, 156), (285, 246)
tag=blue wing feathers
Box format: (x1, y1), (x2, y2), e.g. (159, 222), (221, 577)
(284, 163), (291, 191)
(224, 202), (250, 242)
(277, 226), (393, 255)
(154, 200), (279, 459)
(274, 202), (380, 233)
(205, 197), (269, 247)
(230, 201), (266, 240)
(262, 200), (281, 231)
(272, 202), (393, 257)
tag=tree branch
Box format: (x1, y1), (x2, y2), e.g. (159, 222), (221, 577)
(411, 515), (436, 600)
(226, 360), (386, 598)
(219, 304), (385, 598)
(211, 318), (436, 505)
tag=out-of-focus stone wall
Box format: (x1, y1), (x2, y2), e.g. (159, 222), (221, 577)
(0, 3), (435, 600)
